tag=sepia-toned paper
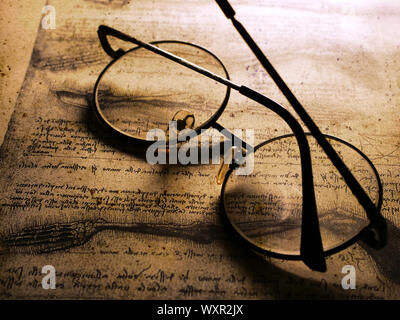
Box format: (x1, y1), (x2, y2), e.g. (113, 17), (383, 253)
(0, 0), (399, 299)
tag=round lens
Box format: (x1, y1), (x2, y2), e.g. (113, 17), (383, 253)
(222, 134), (381, 257)
(94, 41), (229, 141)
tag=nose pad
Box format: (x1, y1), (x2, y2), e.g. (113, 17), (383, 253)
(160, 110), (195, 154)
(169, 110), (195, 131)
(216, 146), (239, 185)
(166, 110), (195, 141)
(174, 110), (195, 130)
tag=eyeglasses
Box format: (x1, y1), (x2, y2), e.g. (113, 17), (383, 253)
(92, 1), (386, 272)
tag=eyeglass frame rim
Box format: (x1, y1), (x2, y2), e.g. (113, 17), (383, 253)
(92, 39), (232, 147)
(219, 132), (384, 260)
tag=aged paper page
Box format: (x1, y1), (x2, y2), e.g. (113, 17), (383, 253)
(0, 0), (45, 145)
(0, 0), (399, 299)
